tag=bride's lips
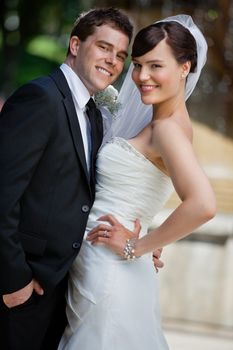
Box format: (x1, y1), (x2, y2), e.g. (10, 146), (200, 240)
(96, 66), (113, 77)
(140, 84), (160, 92)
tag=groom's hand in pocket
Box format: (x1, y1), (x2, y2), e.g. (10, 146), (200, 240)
(2, 279), (44, 308)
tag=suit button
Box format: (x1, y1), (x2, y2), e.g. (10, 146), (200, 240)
(82, 205), (89, 213)
(72, 242), (81, 249)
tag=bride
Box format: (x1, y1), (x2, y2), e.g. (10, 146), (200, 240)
(58, 15), (216, 349)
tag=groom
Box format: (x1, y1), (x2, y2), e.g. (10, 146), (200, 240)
(0, 7), (133, 350)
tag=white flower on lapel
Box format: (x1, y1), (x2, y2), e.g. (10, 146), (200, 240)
(95, 85), (121, 119)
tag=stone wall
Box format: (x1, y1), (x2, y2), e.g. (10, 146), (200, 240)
(150, 211), (233, 335)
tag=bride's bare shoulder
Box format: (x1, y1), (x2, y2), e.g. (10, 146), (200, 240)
(152, 117), (193, 144)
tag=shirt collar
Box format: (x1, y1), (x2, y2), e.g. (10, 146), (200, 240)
(60, 63), (90, 110)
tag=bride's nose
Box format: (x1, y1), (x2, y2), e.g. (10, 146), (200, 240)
(138, 66), (150, 81)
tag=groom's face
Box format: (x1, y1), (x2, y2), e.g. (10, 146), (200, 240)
(69, 24), (129, 95)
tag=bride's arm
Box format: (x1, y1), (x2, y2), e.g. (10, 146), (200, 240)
(87, 120), (216, 257)
(133, 120), (216, 256)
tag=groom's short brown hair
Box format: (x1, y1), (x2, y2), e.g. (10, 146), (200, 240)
(67, 7), (133, 55)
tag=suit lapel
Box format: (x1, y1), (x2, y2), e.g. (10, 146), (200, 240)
(49, 68), (90, 185)
(63, 95), (90, 182)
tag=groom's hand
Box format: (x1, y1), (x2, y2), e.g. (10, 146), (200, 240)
(87, 214), (141, 257)
(2, 279), (44, 308)
(152, 248), (164, 273)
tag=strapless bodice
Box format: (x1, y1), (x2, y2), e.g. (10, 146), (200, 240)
(86, 137), (173, 235)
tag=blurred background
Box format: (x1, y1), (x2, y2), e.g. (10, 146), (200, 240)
(0, 0), (233, 349)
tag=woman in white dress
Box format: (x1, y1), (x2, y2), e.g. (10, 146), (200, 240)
(58, 15), (216, 350)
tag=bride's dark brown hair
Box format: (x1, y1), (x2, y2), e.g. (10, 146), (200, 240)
(132, 21), (197, 73)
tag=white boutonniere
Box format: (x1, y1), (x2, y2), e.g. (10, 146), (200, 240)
(95, 85), (121, 119)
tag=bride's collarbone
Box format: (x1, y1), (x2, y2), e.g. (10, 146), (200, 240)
(129, 139), (169, 176)
(152, 157), (169, 176)
(144, 149), (168, 174)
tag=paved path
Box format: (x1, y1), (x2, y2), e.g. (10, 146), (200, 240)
(164, 329), (233, 350)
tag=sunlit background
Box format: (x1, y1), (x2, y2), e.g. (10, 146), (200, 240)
(0, 1), (233, 349)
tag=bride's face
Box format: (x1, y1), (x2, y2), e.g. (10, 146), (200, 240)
(132, 39), (188, 105)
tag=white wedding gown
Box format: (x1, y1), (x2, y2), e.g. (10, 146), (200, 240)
(58, 137), (173, 350)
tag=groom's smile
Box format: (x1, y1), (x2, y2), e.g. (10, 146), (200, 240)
(96, 66), (112, 77)
(68, 24), (129, 95)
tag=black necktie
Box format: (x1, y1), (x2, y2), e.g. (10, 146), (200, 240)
(86, 98), (103, 189)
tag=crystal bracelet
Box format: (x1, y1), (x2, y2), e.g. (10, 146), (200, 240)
(123, 238), (138, 260)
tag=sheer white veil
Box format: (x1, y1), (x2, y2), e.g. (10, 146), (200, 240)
(103, 14), (208, 142)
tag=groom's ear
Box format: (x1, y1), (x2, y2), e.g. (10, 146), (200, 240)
(69, 36), (81, 56)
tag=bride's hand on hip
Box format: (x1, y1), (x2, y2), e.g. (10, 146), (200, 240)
(86, 214), (141, 257)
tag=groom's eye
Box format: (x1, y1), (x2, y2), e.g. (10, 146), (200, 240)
(99, 44), (108, 51)
(117, 54), (126, 62)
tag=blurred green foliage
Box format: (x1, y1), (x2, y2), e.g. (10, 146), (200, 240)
(0, 0), (88, 96)
(0, 0), (233, 137)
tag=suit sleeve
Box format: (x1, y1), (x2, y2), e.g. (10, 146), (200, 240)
(0, 82), (55, 294)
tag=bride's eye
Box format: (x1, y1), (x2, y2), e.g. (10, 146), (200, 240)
(133, 62), (141, 69)
(151, 63), (162, 69)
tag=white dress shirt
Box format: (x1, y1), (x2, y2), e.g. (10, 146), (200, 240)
(60, 63), (91, 172)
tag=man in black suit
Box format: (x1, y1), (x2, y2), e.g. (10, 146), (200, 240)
(0, 8), (133, 350)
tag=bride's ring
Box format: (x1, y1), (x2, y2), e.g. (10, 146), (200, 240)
(103, 230), (108, 238)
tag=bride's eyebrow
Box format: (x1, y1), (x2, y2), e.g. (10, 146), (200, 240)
(132, 58), (164, 63)
(146, 59), (164, 64)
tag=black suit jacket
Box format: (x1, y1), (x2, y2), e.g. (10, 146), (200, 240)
(0, 68), (103, 295)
